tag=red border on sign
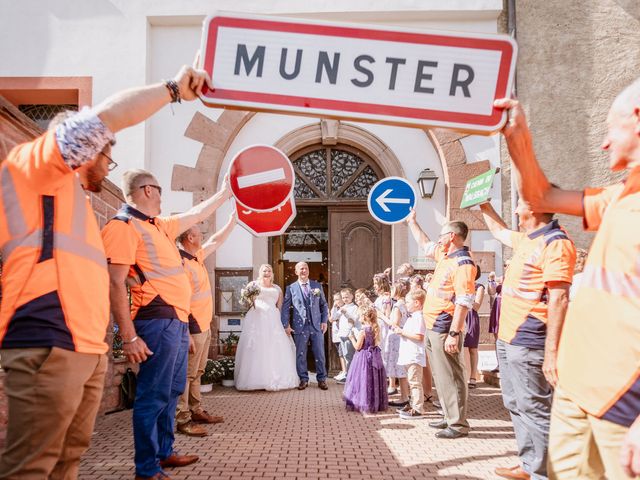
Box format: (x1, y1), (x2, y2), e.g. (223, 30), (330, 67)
(201, 16), (515, 128)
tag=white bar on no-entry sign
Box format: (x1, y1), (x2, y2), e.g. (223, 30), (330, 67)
(237, 168), (286, 189)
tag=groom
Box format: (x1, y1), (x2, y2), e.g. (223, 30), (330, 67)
(281, 262), (329, 390)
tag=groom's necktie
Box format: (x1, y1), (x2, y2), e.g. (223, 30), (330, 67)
(302, 283), (309, 297)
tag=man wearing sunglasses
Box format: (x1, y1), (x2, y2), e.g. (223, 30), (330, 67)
(0, 63), (212, 479)
(101, 168), (232, 480)
(407, 210), (476, 439)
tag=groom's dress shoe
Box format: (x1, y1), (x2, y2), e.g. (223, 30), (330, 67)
(435, 427), (468, 439)
(318, 380), (328, 390)
(297, 381), (308, 390)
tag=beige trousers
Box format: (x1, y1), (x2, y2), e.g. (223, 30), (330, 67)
(176, 329), (211, 424)
(425, 329), (469, 433)
(0, 347), (107, 480)
(548, 387), (634, 480)
(405, 363), (424, 413)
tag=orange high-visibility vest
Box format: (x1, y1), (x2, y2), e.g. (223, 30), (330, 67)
(180, 249), (213, 333)
(0, 130), (109, 354)
(101, 205), (191, 322)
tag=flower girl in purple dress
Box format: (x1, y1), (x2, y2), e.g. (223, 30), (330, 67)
(343, 307), (388, 413)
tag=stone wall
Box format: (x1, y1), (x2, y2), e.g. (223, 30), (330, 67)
(501, 0), (640, 247)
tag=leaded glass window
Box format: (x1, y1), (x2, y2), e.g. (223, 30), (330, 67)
(292, 146), (380, 202)
(19, 104), (78, 130)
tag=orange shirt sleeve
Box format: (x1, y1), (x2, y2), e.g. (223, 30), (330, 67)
(542, 239), (576, 284)
(510, 231), (525, 250)
(101, 220), (138, 265)
(155, 215), (182, 242)
(582, 185), (620, 231)
(433, 243), (446, 263)
(453, 263), (476, 297)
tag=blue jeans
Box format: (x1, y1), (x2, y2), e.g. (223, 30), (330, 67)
(496, 339), (552, 480)
(132, 318), (188, 477)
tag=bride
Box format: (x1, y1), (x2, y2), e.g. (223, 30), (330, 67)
(234, 264), (299, 391)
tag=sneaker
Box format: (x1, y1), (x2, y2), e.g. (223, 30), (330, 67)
(387, 387), (398, 395)
(399, 409), (423, 420)
(333, 372), (346, 381)
(396, 404), (412, 414)
(335, 378), (346, 385)
(433, 399), (441, 408)
(388, 399), (409, 407)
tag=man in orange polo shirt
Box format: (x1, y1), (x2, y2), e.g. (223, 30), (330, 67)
(102, 169), (231, 480)
(495, 77), (640, 479)
(479, 201), (575, 480)
(407, 212), (476, 439)
(175, 215), (236, 437)
(0, 65), (211, 479)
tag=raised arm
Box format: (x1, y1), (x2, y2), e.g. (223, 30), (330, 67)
(176, 176), (232, 234)
(201, 213), (237, 260)
(96, 65), (212, 134)
(494, 98), (584, 217)
(406, 208), (433, 253)
(479, 202), (514, 247)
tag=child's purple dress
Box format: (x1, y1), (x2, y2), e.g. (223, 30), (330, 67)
(343, 327), (388, 413)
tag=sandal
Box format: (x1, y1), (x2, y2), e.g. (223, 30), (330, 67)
(424, 395), (433, 403)
(468, 378), (477, 389)
(387, 388), (398, 395)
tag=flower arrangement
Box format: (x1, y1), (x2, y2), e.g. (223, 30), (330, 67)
(240, 281), (261, 310)
(202, 359), (225, 385)
(223, 332), (240, 356)
(219, 356), (235, 381)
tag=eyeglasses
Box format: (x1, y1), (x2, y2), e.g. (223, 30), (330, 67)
(439, 231), (453, 238)
(140, 184), (162, 195)
(100, 151), (118, 172)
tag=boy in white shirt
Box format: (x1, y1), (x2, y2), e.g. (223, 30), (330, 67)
(394, 289), (427, 419)
(330, 292), (348, 381)
(336, 288), (359, 383)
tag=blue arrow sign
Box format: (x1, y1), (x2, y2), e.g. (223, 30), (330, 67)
(367, 177), (417, 225)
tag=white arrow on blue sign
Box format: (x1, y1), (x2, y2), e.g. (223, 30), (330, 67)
(367, 177), (417, 225)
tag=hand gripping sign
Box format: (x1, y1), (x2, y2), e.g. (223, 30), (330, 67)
(228, 144), (297, 236)
(198, 12), (517, 134)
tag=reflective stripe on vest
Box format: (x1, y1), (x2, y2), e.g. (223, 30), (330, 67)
(130, 220), (185, 279)
(581, 265), (640, 298)
(0, 166), (106, 268)
(502, 285), (542, 301)
(183, 260), (212, 303)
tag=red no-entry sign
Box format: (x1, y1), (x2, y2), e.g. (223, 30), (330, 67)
(229, 145), (295, 212)
(235, 197), (296, 237)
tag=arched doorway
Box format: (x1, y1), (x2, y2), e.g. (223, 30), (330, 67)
(270, 143), (392, 373)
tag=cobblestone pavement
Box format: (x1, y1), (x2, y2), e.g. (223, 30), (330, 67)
(80, 381), (518, 479)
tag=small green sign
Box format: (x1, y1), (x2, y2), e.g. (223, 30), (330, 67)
(459, 168), (500, 209)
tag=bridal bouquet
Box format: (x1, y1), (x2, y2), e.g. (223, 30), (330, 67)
(240, 281), (261, 310)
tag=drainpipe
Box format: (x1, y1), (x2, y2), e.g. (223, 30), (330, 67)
(508, 0), (519, 231)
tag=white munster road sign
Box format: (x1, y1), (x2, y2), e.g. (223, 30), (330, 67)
(235, 197), (297, 237)
(198, 12), (517, 133)
(228, 144), (295, 212)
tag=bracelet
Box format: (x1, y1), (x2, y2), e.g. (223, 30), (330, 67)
(164, 80), (181, 103)
(123, 336), (139, 344)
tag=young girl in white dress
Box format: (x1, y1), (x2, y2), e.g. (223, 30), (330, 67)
(234, 264), (299, 391)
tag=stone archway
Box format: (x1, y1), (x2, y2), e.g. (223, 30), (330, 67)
(172, 112), (495, 290)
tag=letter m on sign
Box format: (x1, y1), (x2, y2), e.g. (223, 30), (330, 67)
(234, 44), (265, 77)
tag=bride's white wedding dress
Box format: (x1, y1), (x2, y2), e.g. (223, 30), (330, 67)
(234, 284), (299, 391)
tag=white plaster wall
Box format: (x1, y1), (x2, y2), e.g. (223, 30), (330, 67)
(0, 1), (503, 269)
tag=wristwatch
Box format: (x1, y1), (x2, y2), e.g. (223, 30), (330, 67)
(448, 331), (461, 338)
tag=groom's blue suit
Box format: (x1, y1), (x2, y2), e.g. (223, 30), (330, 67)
(281, 280), (328, 382)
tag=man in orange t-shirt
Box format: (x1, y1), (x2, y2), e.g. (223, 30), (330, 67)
(102, 169), (231, 479)
(0, 65), (211, 479)
(175, 215), (236, 437)
(495, 77), (640, 479)
(480, 201), (575, 480)
(407, 211), (476, 439)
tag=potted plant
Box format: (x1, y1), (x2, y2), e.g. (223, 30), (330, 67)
(219, 357), (235, 387)
(200, 359), (224, 392)
(223, 332), (240, 356)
